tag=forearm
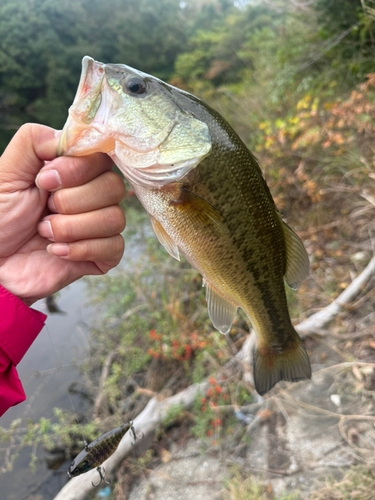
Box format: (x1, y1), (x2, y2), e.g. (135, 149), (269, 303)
(0, 285), (46, 417)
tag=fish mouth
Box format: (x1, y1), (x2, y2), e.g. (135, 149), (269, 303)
(58, 56), (164, 158)
(74, 56), (105, 104)
(58, 57), (110, 156)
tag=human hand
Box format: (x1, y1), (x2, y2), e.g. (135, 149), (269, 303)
(0, 124), (125, 306)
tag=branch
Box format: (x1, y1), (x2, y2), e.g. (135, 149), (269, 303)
(295, 23), (359, 73)
(296, 256), (375, 335)
(53, 381), (208, 500)
(92, 351), (117, 419)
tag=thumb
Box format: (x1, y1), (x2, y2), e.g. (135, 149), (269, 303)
(0, 124), (59, 188)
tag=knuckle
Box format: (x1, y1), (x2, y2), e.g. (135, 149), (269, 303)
(74, 241), (91, 261)
(66, 157), (86, 186)
(52, 191), (70, 214)
(96, 153), (114, 170)
(19, 123), (35, 137)
(113, 234), (125, 260)
(54, 217), (73, 241)
(56, 156), (87, 187)
(19, 123), (39, 145)
(106, 205), (126, 232)
(104, 171), (125, 200)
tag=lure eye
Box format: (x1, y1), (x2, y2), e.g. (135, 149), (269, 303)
(124, 76), (147, 96)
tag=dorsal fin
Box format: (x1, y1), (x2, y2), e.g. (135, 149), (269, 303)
(204, 281), (237, 334)
(278, 214), (309, 290)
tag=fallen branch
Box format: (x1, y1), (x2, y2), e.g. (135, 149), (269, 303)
(92, 350), (117, 419)
(53, 381), (208, 500)
(296, 256), (375, 335)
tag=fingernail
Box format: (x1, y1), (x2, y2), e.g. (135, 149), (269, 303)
(36, 169), (61, 191)
(38, 220), (54, 239)
(47, 243), (69, 257)
(48, 194), (57, 212)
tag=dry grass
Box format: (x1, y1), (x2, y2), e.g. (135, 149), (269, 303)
(308, 466), (375, 500)
(224, 471), (300, 500)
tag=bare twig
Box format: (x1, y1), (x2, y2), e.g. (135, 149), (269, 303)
(93, 351), (117, 419)
(296, 256), (375, 335)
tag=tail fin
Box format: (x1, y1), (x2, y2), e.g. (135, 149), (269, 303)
(252, 337), (311, 396)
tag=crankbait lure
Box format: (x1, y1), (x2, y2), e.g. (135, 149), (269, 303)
(67, 421), (141, 486)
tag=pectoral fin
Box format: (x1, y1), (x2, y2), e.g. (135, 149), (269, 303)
(279, 215), (309, 290)
(205, 281), (237, 334)
(170, 187), (226, 235)
(150, 216), (180, 261)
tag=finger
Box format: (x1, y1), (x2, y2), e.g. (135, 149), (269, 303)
(35, 152), (114, 191)
(0, 124), (58, 187)
(47, 234), (124, 265)
(37, 206), (126, 242)
(49, 171), (125, 214)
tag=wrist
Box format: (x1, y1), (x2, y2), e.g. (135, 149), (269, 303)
(18, 297), (37, 307)
(0, 282), (37, 307)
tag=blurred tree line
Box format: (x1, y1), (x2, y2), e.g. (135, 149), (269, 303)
(0, 0), (231, 151)
(0, 0), (374, 154)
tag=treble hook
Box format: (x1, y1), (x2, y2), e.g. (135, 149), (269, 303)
(92, 466), (110, 487)
(130, 423), (144, 445)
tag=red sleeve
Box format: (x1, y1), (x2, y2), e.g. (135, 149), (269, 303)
(0, 285), (47, 417)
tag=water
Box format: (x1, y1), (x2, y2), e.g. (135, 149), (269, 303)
(0, 278), (93, 500)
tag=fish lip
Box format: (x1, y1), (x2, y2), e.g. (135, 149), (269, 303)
(58, 56), (105, 156)
(74, 56), (104, 105)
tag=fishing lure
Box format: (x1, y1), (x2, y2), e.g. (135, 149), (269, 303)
(67, 421), (141, 486)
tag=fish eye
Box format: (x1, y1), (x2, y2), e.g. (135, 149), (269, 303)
(124, 76), (147, 96)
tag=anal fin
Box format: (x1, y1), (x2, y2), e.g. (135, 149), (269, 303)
(205, 281), (237, 335)
(252, 337), (311, 395)
(150, 216), (180, 261)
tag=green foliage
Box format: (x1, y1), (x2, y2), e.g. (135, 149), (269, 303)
(191, 377), (231, 444)
(174, 4), (280, 88)
(0, 0), (189, 149)
(315, 0), (363, 31)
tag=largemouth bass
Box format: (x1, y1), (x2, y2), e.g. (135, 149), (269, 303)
(58, 56), (311, 395)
